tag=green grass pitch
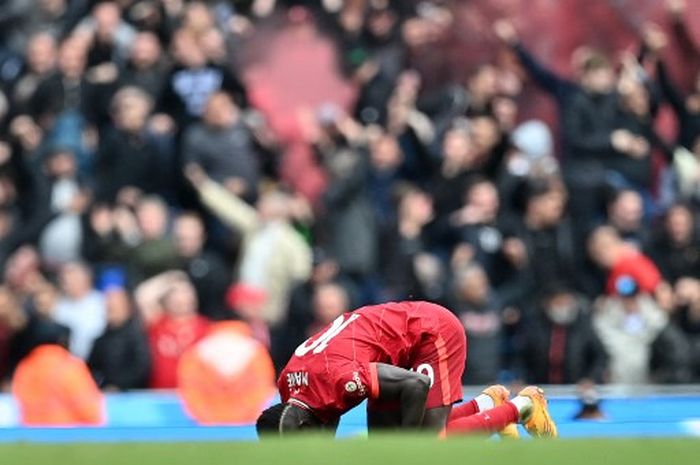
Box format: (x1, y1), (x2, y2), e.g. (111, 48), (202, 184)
(2, 437), (699, 465)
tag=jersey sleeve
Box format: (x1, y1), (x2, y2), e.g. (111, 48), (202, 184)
(333, 361), (380, 409)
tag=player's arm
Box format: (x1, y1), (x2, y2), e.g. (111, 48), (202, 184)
(375, 363), (430, 428)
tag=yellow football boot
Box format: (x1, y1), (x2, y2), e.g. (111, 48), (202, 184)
(517, 386), (558, 438)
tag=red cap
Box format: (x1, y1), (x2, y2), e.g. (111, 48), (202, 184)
(226, 283), (267, 309)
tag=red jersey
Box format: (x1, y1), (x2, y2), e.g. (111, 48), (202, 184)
(148, 315), (210, 388)
(279, 301), (466, 423)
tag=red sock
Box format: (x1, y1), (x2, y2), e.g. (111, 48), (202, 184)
(445, 402), (519, 437)
(448, 399), (479, 422)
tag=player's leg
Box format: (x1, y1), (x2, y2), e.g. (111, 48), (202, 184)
(448, 385), (519, 438)
(446, 386), (557, 438)
(422, 405), (451, 431)
(368, 402), (450, 432)
(446, 403), (519, 436)
(366, 404), (402, 433)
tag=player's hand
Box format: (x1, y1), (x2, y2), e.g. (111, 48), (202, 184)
(493, 19), (519, 46)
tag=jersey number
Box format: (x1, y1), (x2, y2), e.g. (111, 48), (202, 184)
(294, 314), (361, 356)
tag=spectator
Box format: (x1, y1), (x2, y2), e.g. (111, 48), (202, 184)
(379, 185), (439, 301)
(495, 22), (619, 234)
(182, 92), (260, 201)
(158, 28), (247, 128)
(610, 61), (666, 195)
(316, 125), (378, 287)
(0, 285), (68, 381)
(587, 226), (669, 302)
(118, 32), (170, 100)
(38, 147), (90, 268)
(2, 246), (46, 304)
(645, 203), (700, 284)
(429, 125), (478, 221)
(0, 150), (53, 258)
(81, 203), (138, 276)
(518, 284), (607, 384)
(130, 195), (179, 282)
(185, 164), (311, 330)
(561, 53), (619, 229)
(306, 283), (351, 338)
(593, 275), (686, 384)
(674, 278), (700, 381)
(29, 36), (96, 128)
(503, 179), (580, 302)
(367, 131), (404, 234)
(444, 178), (511, 287)
(655, 52), (700, 152)
(450, 265), (503, 385)
(136, 273), (210, 389)
(173, 212), (230, 320)
(77, 1), (137, 68)
(605, 189), (648, 249)
(88, 285), (151, 391)
(95, 86), (162, 203)
(0, 0), (80, 55)
(54, 261), (107, 360)
(464, 65), (500, 117)
(11, 32), (58, 111)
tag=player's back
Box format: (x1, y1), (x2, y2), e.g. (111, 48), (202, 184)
(278, 301), (463, 421)
(288, 301), (444, 370)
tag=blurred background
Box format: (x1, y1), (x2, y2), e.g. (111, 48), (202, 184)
(0, 0), (700, 439)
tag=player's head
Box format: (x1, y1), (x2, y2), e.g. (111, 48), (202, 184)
(256, 403), (322, 438)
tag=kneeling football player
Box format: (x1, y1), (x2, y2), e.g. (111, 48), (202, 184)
(256, 301), (557, 438)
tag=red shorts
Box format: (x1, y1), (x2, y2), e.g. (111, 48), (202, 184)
(369, 303), (466, 411)
(412, 304), (466, 408)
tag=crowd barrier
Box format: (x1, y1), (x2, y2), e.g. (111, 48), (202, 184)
(0, 386), (698, 442)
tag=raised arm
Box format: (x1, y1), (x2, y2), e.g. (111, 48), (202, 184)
(375, 363), (431, 427)
(494, 20), (573, 97)
(184, 163), (259, 237)
(656, 60), (687, 117)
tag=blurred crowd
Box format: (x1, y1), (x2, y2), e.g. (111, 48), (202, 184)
(1, 0), (700, 406)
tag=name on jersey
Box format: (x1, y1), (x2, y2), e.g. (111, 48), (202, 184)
(287, 371), (309, 389)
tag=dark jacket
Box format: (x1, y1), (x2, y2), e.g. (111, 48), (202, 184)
(182, 121), (260, 199)
(87, 317), (151, 391)
(179, 251), (232, 321)
(518, 302), (607, 384)
(4, 312), (70, 381)
(453, 295), (504, 385)
(657, 61), (700, 151)
(645, 232), (700, 283)
(320, 147), (377, 276)
(95, 127), (162, 202)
